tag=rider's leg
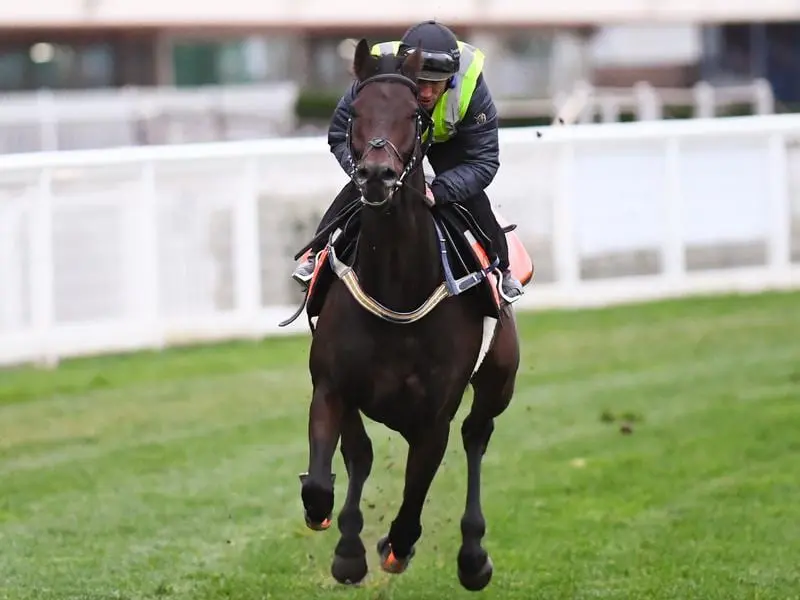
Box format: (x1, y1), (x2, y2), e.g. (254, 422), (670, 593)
(462, 191), (523, 301)
(293, 182), (361, 285)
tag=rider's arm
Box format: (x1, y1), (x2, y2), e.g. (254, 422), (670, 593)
(429, 74), (500, 204)
(327, 82), (358, 175)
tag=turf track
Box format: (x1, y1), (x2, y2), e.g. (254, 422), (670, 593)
(1, 291), (799, 599)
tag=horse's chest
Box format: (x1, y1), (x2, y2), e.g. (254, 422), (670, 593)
(358, 369), (443, 428)
(340, 336), (451, 400)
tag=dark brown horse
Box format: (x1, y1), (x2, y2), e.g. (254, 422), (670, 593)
(297, 39), (522, 591)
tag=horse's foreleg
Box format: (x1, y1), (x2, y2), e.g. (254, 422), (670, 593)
(456, 410), (497, 591)
(377, 423), (450, 575)
(331, 409), (373, 585)
(300, 384), (343, 531)
(456, 312), (519, 591)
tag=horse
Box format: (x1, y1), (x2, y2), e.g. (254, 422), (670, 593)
(293, 38), (531, 591)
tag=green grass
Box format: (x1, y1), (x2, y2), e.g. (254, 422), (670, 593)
(1, 291), (799, 600)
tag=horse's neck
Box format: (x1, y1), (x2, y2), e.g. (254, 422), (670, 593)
(355, 179), (441, 311)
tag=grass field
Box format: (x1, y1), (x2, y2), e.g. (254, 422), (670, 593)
(2, 291), (799, 600)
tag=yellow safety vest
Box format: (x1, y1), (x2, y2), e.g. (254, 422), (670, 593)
(370, 40), (485, 144)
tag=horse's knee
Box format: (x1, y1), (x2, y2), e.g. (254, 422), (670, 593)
(340, 415), (374, 478)
(461, 415), (494, 452)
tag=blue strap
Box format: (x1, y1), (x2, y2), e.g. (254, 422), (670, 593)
(432, 218), (498, 297)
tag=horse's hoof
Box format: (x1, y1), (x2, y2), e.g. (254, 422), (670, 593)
(303, 510), (332, 531)
(299, 472), (335, 531)
(376, 535), (414, 575)
(458, 555), (494, 591)
(331, 553), (368, 585)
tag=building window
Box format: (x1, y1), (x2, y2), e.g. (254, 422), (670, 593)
(0, 41), (116, 91)
(171, 36), (295, 87)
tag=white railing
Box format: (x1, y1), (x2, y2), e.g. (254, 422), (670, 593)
(497, 79), (776, 123)
(0, 82), (300, 154)
(1, 114), (799, 367)
(1, 79), (774, 155)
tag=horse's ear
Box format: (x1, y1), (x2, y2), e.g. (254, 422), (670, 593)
(353, 38), (373, 82)
(401, 42), (423, 81)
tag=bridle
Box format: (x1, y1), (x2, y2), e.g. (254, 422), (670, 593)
(345, 72), (434, 208)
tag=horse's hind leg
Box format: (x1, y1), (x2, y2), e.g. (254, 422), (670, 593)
(377, 422), (450, 575)
(300, 384), (343, 531)
(458, 309), (520, 591)
(331, 409), (374, 585)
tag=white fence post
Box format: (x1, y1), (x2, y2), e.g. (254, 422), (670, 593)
(29, 167), (56, 366)
(36, 90), (59, 152)
(753, 79), (775, 115)
(552, 140), (579, 289)
(662, 136), (686, 280)
(693, 82), (715, 119)
(131, 161), (162, 348)
(232, 156), (263, 332)
(767, 133), (791, 273)
(0, 200), (24, 330)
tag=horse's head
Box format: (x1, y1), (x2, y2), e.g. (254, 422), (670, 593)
(348, 38), (428, 210)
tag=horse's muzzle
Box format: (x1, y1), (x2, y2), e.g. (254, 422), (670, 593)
(354, 163), (398, 188)
(355, 163), (399, 207)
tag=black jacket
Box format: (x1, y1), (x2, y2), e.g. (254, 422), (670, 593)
(327, 73), (500, 204)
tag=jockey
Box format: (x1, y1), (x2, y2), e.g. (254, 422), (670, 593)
(292, 20), (524, 301)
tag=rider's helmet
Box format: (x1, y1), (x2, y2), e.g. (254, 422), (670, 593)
(398, 20), (460, 82)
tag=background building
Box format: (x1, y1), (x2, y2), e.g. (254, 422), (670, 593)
(0, 0), (797, 154)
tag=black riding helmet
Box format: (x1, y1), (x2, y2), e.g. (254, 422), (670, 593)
(398, 20), (460, 82)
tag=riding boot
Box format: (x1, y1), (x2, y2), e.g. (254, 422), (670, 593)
(491, 228), (524, 303)
(292, 181), (361, 286)
(499, 265), (524, 303)
(462, 192), (524, 302)
(292, 254), (318, 286)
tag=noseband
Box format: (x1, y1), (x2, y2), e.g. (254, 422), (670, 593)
(345, 73), (434, 208)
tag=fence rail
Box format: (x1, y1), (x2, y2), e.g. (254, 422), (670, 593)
(0, 82), (300, 155)
(1, 114), (799, 367)
(0, 79), (776, 155)
(497, 79), (775, 122)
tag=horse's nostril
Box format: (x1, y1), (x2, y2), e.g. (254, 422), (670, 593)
(355, 164), (396, 183)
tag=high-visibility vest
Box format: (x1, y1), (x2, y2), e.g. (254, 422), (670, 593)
(370, 40), (486, 143)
